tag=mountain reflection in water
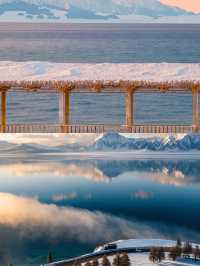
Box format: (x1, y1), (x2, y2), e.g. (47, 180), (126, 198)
(0, 157), (200, 266)
(0, 158), (200, 185)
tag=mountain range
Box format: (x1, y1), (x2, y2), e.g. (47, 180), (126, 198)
(1, 132), (200, 154)
(0, 0), (199, 23)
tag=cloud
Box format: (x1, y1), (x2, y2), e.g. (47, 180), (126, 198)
(52, 192), (93, 202)
(134, 191), (153, 200)
(0, 161), (109, 182)
(0, 193), (200, 247)
(146, 171), (189, 187)
(0, 133), (98, 146)
(52, 192), (78, 202)
(0, 193), (158, 245)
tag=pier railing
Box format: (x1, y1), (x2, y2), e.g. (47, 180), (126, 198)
(1, 80), (199, 134)
(0, 124), (194, 133)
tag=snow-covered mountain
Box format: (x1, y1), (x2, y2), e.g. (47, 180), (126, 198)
(0, 0), (197, 22)
(91, 132), (200, 151)
(1, 133), (200, 154)
(0, 141), (61, 154)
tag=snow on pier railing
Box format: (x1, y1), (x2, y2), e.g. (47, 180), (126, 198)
(1, 62), (200, 82)
(1, 62), (200, 93)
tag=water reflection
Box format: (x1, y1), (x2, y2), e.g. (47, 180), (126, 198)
(0, 192), (200, 265)
(0, 161), (109, 182)
(0, 158), (200, 266)
(0, 158), (200, 186)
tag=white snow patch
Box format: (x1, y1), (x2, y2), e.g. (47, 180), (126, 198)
(1, 61), (200, 81)
(94, 239), (176, 252)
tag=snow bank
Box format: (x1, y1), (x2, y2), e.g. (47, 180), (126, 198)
(1, 61), (200, 81)
(113, 239), (176, 249)
(94, 239), (176, 252)
(95, 238), (200, 253)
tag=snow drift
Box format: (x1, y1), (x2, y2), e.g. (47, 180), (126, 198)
(1, 61), (200, 82)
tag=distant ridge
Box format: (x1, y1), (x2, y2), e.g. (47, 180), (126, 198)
(91, 132), (200, 151)
(0, 0), (199, 23)
(2, 133), (200, 154)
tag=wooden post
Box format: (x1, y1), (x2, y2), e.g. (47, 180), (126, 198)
(59, 90), (70, 132)
(125, 90), (134, 129)
(1, 91), (7, 133)
(193, 88), (199, 133)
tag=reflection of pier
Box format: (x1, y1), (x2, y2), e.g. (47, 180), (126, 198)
(0, 80), (199, 133)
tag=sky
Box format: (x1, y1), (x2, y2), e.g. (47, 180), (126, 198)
(161, 0), (200, 13)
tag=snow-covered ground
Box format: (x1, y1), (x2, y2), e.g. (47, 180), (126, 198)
(1, 61), (200, 81)
(159, 258), (200, 266)
(95, 239), (200, 266)
(102, 253), (154, 266)
(94, 239), (177, 252)
(46, 239), (200, 266)
(46, 253), (155, 266)
(102, 254), (200, 266)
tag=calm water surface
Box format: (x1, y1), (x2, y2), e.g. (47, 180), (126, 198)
(0, 23), (199, 124)
(0, 23), (200, 63)
(0, 157), (200, 266)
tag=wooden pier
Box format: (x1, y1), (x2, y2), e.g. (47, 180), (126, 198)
(0, 80), (199, 133)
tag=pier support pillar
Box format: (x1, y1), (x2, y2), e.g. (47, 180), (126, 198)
(59, 90), (70, 133)
(125, 90), (134, 130)
(193, 88), (199, 133)
(1, 91), (7, 133)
